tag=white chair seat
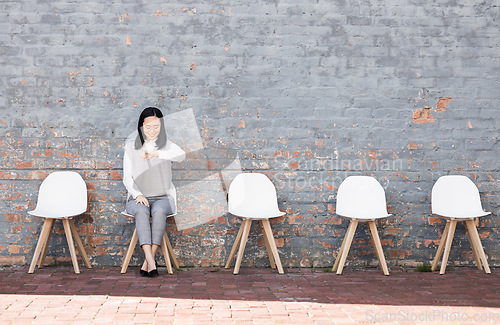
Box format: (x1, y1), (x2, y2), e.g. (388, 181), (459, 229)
(28, 211), (80, 219)
(433, 212), (491, 220)
(232, 212), (286, 220)
(336, 214), (390, 221)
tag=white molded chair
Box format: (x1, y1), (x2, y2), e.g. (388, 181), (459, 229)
(28, 171), (92, 274)
(431, 175), (491, 274)
(224, 173), (285, 274)
(332, 176), (390, 275)
(120, 211), (179, 274)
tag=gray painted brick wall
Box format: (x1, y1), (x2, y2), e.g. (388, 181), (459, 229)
(0, 0), (498, 269)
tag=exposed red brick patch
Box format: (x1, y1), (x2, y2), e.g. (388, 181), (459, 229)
(274, 238), (284, 247)
(287, 215), (303, 224)
(428, 216), (442, 225)
(88, 236), (110, 246)
(386, 228), (401, 235)
(26, 170), (50, 180)
(407, 141), (422, 150)
(8, 245), (20, 254)
(15, 161), (33, 169)
(308, 205), (318, 213)
(12, 225), (23, 233)
(288, 161), (299, 170)
(436, 97), (453, 112)
(110, 170), (122, 180)
(412, 106), (434, 124)
(58, 151), (79, 158)
(4, 214), (21, 222)
(325, 215), (343, 225)
(0, 171), (17, 179)
(0, 256), (24, 264)
(119, 12), (130, 23)
(318, 241), (332, 248)
(389, 250), (406, 259)
(315, 140), (325, 147)
(479, 231), (490, 239)
(424, 239), (439, 247)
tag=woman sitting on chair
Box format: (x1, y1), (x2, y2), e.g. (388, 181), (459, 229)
(123, 107), (185, 277)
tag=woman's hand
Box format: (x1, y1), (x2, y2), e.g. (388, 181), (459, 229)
(141, 151), (158, 160)
(135, 195), (149, 207)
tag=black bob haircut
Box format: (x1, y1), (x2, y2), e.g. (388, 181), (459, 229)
(135, 107), (167, 150)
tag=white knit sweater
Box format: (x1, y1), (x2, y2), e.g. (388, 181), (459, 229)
(123, 139), (185, 203)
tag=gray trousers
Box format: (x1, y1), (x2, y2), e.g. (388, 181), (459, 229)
(125, 196), (174, 246)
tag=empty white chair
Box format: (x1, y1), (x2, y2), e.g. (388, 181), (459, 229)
(332, 176), (390, 275)
(120, 211), (179, 274)
(28, 171), (92, 274)
(431, 175), (491, 274)
(225, 173), (285, 274)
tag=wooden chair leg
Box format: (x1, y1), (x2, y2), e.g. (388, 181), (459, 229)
(260, 220), (276, 269)
(440, 220), (457, 275)
(121, 229), (138, 274)
(431, 221), (450, 271)
(367, 221), (389, 276)
(161, 234), (173, 274)
(28, 219), (53, 274)
(62, 218), (80, 274)
(333, 220), (354, 272)
(69, 219), (91, 269)
(233, 219), (252, 274)
(465, 219), (491, 274)
(465, 221), (482, 270)
(337, 220), (358, 275)
(164, 232), (179, 270)
(225, 220), (245, 269)
(261, 219), (284, 274)
(38, 219), (55, 269)
(367, 221), (382, 265)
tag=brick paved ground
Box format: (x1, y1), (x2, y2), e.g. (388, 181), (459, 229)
(0, 266), (498, 324)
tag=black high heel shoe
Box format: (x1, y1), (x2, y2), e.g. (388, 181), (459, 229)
(140, 260), (155, 277)
(148, 269), (159, 277)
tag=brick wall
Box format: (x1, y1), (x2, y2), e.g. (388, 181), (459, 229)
(1, 0), (498, 269)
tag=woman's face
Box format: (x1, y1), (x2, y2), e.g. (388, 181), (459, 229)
(142, 116), (161, 142)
